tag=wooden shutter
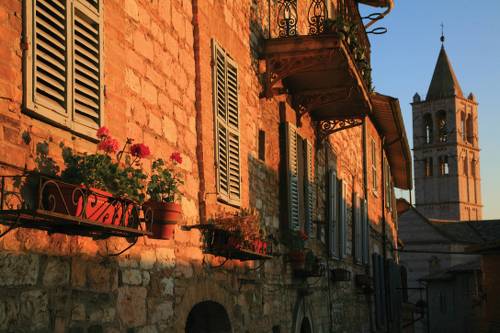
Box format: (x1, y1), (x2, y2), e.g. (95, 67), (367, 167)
(29, 0), (69, 122)
(339, 179), (346, 258)
(213, 41), (240, 205)
(327, 169), (338, 258)
(353, 193), (362, 264)
(361, 198), (369, 264)
(373, 253), (387, 329)
(72, 1), (101, 129)
(286, 123), (300, 231)
(304, 140), (314, 236)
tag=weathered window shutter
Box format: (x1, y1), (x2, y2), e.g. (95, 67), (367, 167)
(361, 198), (369, 264)
(373, 253), (387, 329)
(25, 0), (102, 134)
(353, 193), (362, 264)
(304, 140), (314, 236)
(285, 123), (300, 231)
(339, 179), (346, 258)
(327, 169), (338, 258)
(213, 41), (240, 205)
(72, 1), (102, 129)
(28, 0), (69, 123)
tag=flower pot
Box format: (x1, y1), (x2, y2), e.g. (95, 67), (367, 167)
(143, 201), (182, 240)
(43, 182), (130, 226)
(288, 251), (306, 269)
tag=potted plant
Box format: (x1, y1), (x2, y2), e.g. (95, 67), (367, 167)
(282, 229), (308, 268)
(144, 152), (184, 239)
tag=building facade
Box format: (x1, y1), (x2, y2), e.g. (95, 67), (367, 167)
(411, 42), (482, 221)
(0, 0), (412, 332)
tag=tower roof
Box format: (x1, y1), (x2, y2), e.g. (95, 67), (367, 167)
(426, 46), (464, 101)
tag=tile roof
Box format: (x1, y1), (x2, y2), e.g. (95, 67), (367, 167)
(426, 46), (464, 101)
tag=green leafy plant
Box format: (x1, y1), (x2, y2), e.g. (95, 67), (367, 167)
(146, 153), (184, 203)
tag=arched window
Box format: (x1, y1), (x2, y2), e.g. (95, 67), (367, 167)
(423, 113), (433, 144)
(461, 112), (466, 141)
(463, 156), (468, 176)
(425, 157), (433, 177)
(471, 158), (476, 178)
(466, 114), (473, 143)
(439, 156), (449, 175)
(186, 301), (232, 333)
(437, 110), (448, 142)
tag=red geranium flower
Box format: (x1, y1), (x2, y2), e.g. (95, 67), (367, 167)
(97, 137), (119, 153)
(170, 152), (182, 164)
(298, 230), (308, 241)
(130, 143), (151, 158)
(96, 126), (110, 139)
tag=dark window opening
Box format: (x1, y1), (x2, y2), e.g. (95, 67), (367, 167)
(466, 114), (473, 143)
(439, 156), (449, 175)
(425, 157), (433, 177)
(258, 129), (266, 161)
(437, 110), (448, 143)
(300, 317), (312, 333)
(423, 113), (433, 144)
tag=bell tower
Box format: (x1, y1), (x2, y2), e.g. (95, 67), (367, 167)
(411, 34), (482, 221)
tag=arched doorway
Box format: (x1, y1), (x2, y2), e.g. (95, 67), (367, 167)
(185, 301), (232, 333)
(300, 317), (312, 333)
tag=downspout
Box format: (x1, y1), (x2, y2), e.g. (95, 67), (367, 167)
(192, 0), (207, 223)
(364, 0), (394, 30)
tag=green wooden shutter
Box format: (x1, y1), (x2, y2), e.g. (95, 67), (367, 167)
(353, 193), (362, 264)
(72, 1), (101, 129)
(327, 169), (338, 258)
(225, 58), (241, 202)
(286, 123), (300, 231)
(361, 198), (369, 264)
(339, 179), (346, 258)
(213, 41), (240, 205)
(304, 140), (314, 236)
(214, 42), (229, 199)
(30, 0), (69, 122)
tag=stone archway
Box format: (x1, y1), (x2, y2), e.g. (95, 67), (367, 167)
(185, 301), (232, 333)
(292, 296), (315, 333)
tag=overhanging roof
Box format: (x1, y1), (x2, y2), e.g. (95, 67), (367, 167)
(371, 93), (412, 190)
(357, 0), (393, 8)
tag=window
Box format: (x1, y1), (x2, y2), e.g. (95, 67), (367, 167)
(461, 112), (466, 141)
(425, 157), (433, 177)
(371, 139), (378, 193)
(463, 156), (468, 176)
(423, 113), (433, 144)
(258, 130), (265, 161)
(439, 156), (449, 175)
(213, 40), (241, 205)
(24, 0), (103, 137)
(326, 168), (347, 259)
(437, 110), (448, 143)
(284, 123), (314, 235)
(471, 158), (476, 178)
(383, 158), (392, 209)
(466, 114), (473, 143)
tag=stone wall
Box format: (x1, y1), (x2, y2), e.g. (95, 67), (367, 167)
(0, 0), (403, 332)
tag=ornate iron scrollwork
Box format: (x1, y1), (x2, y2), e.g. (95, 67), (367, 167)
(308, 0), (327, 35)
(277, 0), (298, 37)
(293, 87), (352, 126)
(318, 117), (364, 141)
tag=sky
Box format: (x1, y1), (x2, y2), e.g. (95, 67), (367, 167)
(360, 0), (500, 219)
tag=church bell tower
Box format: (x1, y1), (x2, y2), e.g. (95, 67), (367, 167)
(411, 34), (482, 221)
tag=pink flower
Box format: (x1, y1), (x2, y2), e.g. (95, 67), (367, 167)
(170, 152), (182, 164)
(96, 126), (110, 139)
(97, 137), (119, 153)
(130, 143), (151, 158)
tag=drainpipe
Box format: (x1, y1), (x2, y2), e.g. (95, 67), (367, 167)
(364, 0), (394, 30)
(192, 0), (207, 223)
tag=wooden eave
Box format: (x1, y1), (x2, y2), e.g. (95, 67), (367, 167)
(263, 34), (372, 121)
(371, 93), (412, 190)
(357, 0), (393, 8)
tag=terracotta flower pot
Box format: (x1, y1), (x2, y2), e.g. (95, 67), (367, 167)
(143, 201), (182, 240)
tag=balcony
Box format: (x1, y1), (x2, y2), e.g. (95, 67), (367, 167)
(262, 0), (373, 126)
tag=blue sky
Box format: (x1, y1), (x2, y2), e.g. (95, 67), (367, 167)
(361, 0), (500, 219)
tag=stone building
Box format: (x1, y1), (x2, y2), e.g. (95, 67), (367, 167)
(0, 0), (412, 332)
(411, 39), (482, 221)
